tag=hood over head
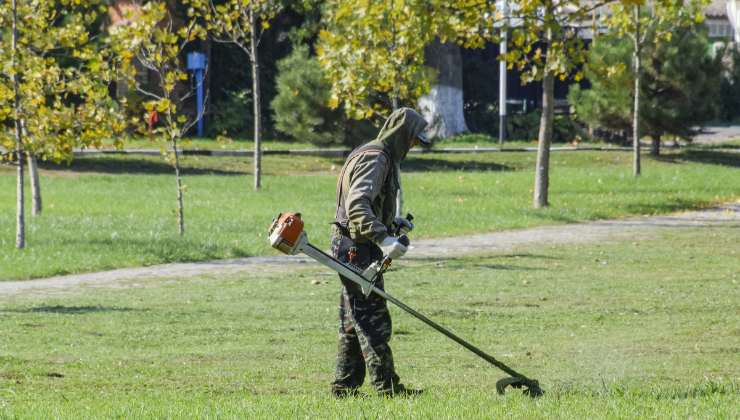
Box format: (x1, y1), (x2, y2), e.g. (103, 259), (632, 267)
(369, 107), (428, 163)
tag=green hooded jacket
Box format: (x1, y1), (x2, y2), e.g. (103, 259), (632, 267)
(334, 108), (428, 243)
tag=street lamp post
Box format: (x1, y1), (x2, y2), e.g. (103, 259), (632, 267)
(499, 0), (508, 144)
(728, 1), (740, 43)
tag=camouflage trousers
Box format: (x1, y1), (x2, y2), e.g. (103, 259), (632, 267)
(330, 233), (401, 395)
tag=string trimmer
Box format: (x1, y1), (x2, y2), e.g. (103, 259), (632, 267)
(268, 212), (544, 398)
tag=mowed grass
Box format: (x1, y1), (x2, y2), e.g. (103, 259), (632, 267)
(0, 226), (737, 418)
(1, 148), (739, 280)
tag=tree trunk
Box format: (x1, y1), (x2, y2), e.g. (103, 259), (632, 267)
(12, 0), (25, 249)
(632, 6), (642, 177)
(16, 149), (25, 249)
(250, 6), (262, 191)
(21, 120), (42, 216)
(172, 138), (185, 236)
(534, 72), (554, 208)
(418, 40), (469, 140)
(533, 30), (554, 209)
(27, 153), (41, 216)
(650, 135), (660, 156)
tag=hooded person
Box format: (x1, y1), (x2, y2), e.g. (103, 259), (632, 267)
(330, 107), (429, 397)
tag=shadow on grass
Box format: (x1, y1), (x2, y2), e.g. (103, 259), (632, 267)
(470, 263), (544, 271)
(402, 157), (513, 172)
(50, 237), (251, 261)
(525, 211), (581, 224)
(409, 254), (559, 269)
(695, 144), (740, 150)
(40, 157), (246, 176)
(622, 198), (712, 215)
(4, 305), (142, 314)
(410, 254), (561, 263)
(655, 150), (740, 168)
(501, 253), (561, 260)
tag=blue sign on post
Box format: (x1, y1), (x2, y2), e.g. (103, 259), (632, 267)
(186, 52), (207, 137)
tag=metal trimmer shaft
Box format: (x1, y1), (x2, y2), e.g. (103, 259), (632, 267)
(268, 212), (543, 397)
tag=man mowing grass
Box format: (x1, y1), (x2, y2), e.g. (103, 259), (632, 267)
(330, 107), (428, 397)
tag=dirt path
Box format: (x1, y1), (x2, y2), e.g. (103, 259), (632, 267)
(1, 203), (738, 296)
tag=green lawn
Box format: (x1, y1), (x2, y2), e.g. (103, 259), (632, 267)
(0, 226), (737, 418)
(1, 148), (738, 280)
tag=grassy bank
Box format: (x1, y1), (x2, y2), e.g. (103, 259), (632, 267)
(1, 148), (738, 280)
(1, 226), (737, 417)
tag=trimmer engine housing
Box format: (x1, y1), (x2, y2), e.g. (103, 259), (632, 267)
(268, 212), (307, 255)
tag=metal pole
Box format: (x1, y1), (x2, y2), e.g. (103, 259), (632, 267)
(196, 68), (204, 137)
(498, 0), (508, 144)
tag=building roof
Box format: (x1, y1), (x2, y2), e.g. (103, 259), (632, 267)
(706, 0), (728, 18)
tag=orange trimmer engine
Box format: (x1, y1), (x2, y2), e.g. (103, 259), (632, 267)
(268, 212), (308, 255)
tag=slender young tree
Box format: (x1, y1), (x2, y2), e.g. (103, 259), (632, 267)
(504, 1), (605, 208)
(111, 1), (207, 236)
(186, 0), (281, 191)
(605, 0), (709, 176)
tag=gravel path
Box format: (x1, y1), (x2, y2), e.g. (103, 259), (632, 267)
(693, 125), (740, 144)
(1, 202), (738, 296)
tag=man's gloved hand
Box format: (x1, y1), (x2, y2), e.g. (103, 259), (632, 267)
(378, 235), (408, 259)
(392, 216), (414, 235)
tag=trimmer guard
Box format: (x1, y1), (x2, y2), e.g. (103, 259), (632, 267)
(496, 377), (544, 397)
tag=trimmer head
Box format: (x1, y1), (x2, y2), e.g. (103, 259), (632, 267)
(495, 377), (544, 398)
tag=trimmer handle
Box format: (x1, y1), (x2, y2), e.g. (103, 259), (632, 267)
(394, 213), (415, 236)
(377, 234), (410, 276)
(398, 235), (410, 247)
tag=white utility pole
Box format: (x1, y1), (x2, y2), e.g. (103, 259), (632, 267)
(728, 1), (740, 42)
(499, 0), (508, 144)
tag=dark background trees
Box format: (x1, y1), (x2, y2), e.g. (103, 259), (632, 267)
(132, 1), (733, 151)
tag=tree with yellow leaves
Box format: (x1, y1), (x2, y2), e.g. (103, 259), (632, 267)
(0, 0), (126, 249)
(318, 0), (496, 122)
